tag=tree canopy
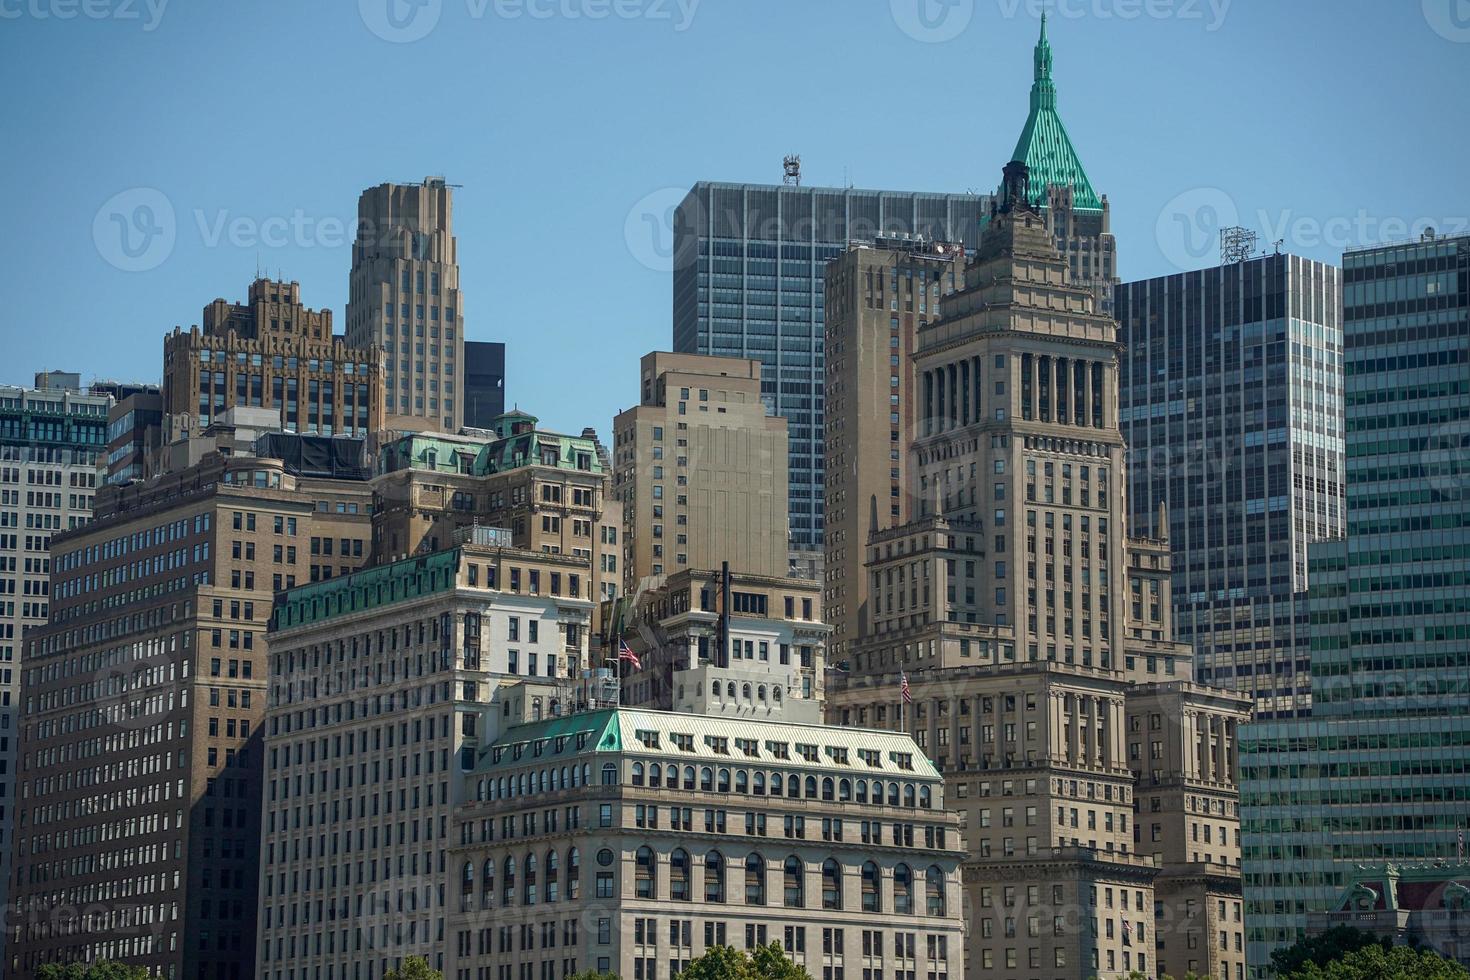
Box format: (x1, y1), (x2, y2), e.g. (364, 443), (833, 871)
(1284, 944), (1470, 980)
(383, 957), (443, 980)
(37, 963), (152, 980)
(678, 943), (812, 980)
(1272, 926), (1392, 977)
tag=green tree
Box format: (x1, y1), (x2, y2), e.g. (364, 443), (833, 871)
(677, 943), (812, 980)
(36, 963), (152, 980)
(383, 957), (442, 980)
(1286, 944), (1470, 980)
(1272, 926), (1391, 977)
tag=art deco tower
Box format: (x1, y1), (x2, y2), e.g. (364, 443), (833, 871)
(828, 163), (1251, 980)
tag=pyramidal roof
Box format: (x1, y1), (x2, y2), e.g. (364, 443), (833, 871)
(1009, 14), (1103, 212)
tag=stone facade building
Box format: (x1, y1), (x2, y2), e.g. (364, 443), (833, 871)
(7, 443), (373, 980)
(162, 277), (384, 444)
(613, 567), (829, 724)
(613, 353), (790, 589)
(826, 163), (1250, 980)
(370, 411), (621, 612)
(447, 708), (966, 980)
(823, 236), (964, 666)
(257, 539), (596, 980)
(346, 177), (464, 433)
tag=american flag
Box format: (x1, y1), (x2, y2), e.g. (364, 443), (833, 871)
(901, 672), (913, 704)
(619, 638), (641, 671)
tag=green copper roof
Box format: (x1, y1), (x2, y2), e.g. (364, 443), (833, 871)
(272, 548), (461, 631)
(1010, 14), (1103, 212)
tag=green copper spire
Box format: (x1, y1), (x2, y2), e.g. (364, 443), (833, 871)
(1009, 14), (1102, 211)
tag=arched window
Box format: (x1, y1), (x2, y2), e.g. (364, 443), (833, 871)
(753, 772), (766, 795)
(773, 686), (782, 702)
(545, 850), (560, 903)
(670, 848), (691, 901)
(717, 768), (731, 792)
(787, 774), (801, 797)
(805, 775), (818, 799)
(524, 852), (538, 905)
(894, 863), (914, 915)
(745, 854), (766, 905)
(502, 856), (516, 906)
(783, 856), (804, 908)
(648, 763), (662, 789)
(926, 866), (945, 916)
(758, 684), (767, 701)
(839, 778), (852, 802)
(631, 761), (645, 786)
(460, 861), (473, 906)
(861, 861), (880, 913)
(601, 763), (618, 786)
(769, 772), (784, 797)
(888, 782), (901, 807)
(683, 766), (696, 790)
(822, 859), (842, 910)
(821, 777), (835, 801)
(735, 770), (749, 794)
(726, 682), (736, 699)
(903, 784), (916, 808)
(482, 859), (495, 910)
(919, 785), (932, 809)
(742, 683), (752, 700)
(711, 680), (720, 698)
(636, 846), (656, 899)
(700, 767), (714, 791)
(567, 847), (581, 900)
(856, 780), (869, 804)
(705, 851), (725, 903)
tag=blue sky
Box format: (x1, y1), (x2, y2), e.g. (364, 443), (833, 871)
(1, 0), (1466, 436)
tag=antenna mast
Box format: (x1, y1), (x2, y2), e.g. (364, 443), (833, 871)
(782, 155), (801, 186)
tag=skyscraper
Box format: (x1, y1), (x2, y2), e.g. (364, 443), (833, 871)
(7, 440), (375, 980)
(1008, 13), (1118, 315)
(1116, 254), (1344, 718)
(347, 177), (464, 433)
(1240, 230), (1470, 974)
(822, 235), (964, 664)
(612, 352), (790, 589)
(463, 340), (506, 429)
(163, 277), (384, 443)
(0, 377), (111, 962)
(672, 182), (992, 557)
(826, 163), (1251, 980)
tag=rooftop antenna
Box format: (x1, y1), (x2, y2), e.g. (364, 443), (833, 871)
(782, 155), (801, 187)
(1272, 239), (1284, 255)
(1220, 226), (1257, 265)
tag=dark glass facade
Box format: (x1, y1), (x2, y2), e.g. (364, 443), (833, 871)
(1116, 254), (1344, 719)
(464, 340), (506, 430)
(1240, 233), (1470, 974)
(672, 182), (991, 548)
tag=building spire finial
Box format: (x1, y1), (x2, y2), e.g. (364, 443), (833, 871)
(1034, 11), (1053, 83)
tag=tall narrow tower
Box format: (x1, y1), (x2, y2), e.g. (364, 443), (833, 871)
(1007, 14), (1118, 314)
(347, 177), (464, 433)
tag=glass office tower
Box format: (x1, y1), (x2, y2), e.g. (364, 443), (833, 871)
(1116, 253), (1344, 719)
(1239, 231), (1470, 974)
(672, 183), (991, 554)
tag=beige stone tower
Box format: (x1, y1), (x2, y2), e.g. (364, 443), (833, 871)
(613, 352), (790, 594)
(346, 177), (463, 432)
(823, 235), (964, 666)
(826, 163), (1251, 980)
